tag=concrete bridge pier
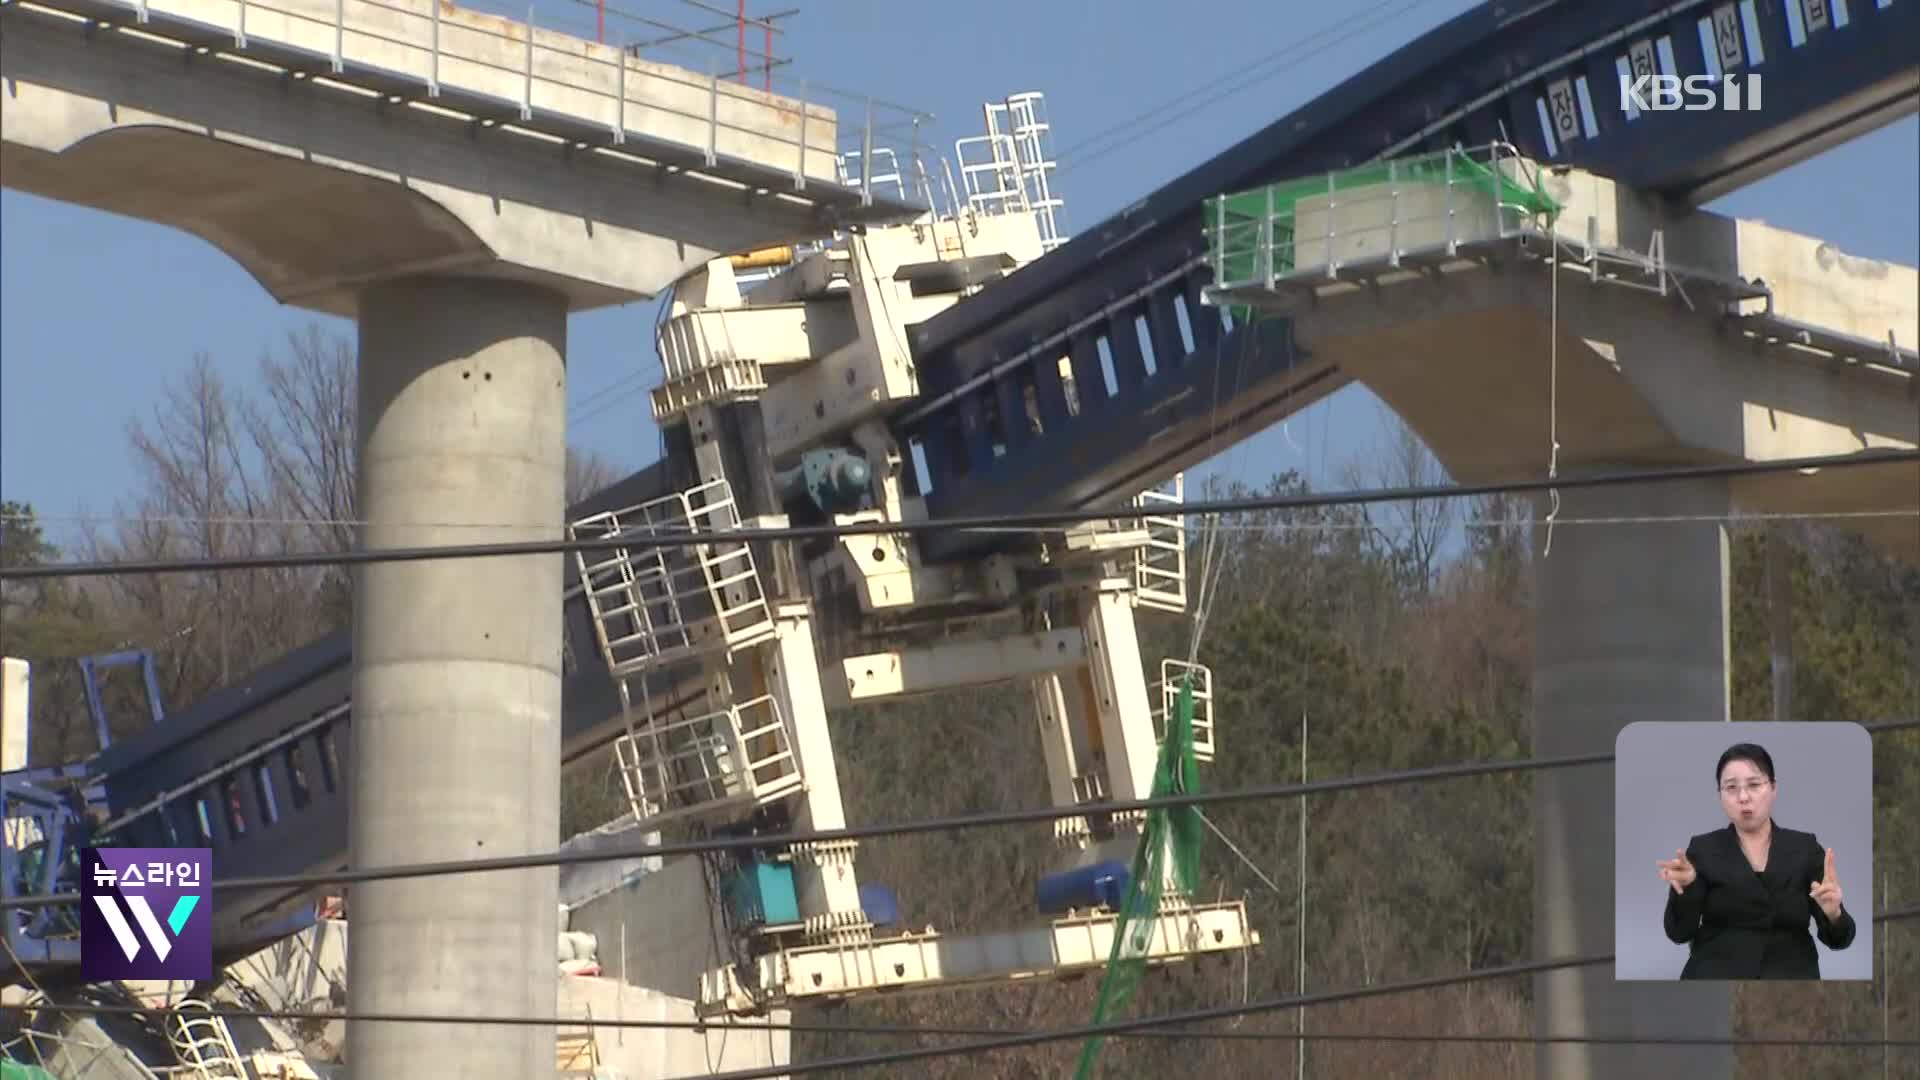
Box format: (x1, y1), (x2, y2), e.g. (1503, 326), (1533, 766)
(348, 275), (567, 1078)
(1531, 471), (1735, 1080)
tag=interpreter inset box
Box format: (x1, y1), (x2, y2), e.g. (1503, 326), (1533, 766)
(1614, 721), (1872, 982)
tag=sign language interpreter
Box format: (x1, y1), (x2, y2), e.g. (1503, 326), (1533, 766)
(1656, 742), (1856, 980)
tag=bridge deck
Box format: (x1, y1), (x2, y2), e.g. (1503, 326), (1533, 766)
(3, 0), (927, 222)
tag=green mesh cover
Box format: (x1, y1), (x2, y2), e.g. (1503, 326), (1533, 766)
(1073, 674), (1203, 1078)
(1201, 146), (1563, 296)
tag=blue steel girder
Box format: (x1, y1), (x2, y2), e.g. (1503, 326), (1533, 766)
(895, 0), (1918, 552)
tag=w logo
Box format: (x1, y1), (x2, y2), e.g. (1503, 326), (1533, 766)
(79, 847), (212, 981)
(90, 893), (200, 963)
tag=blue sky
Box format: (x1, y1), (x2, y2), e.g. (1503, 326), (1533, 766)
(3, 0), (1916, 547)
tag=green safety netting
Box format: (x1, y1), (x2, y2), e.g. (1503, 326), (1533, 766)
(1072, 674), (1204, 1079)
(1201, 146), (1563, 292)
(1, 1062), (61, 1080)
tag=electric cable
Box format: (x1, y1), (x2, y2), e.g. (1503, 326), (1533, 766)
(682, 923), (1911, 1080)
(4, 449), (1912, 581)
(12, 902), (1915, 1044)
(1054, 0), (1447, 177)
(21, 506), (1912, 538)
(7, 717), (1915, 911)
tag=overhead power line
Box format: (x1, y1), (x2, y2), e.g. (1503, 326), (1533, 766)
(7, 717), (1915, 911)
(20, 507), (1915, 536)
(14, 910), (1916, 1043)
(1056, 0), (1446, 176)
(692, 909), (1916, 1080)
(3, 450), (1912, 582)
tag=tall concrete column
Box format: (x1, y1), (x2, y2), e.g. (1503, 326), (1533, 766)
(348, 276), (567, 1078)
(1531, 472), (1734, 1080)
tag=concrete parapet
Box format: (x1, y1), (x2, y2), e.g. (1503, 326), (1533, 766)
(53, 0), (839, 185)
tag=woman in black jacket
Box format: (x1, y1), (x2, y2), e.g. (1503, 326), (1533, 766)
(1655, 742), (1855, 979)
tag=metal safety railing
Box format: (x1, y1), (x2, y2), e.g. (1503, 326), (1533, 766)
(1152, 659), (1214, 763)
(1131, 472), (1188, 614)
(1203, 141), (1562, 299)
(955, 92), (1067, 251)
(610, 691), (803, 829)
(569, 478), (776, 678)
(164, 999), (247, 1079)
(3, 1024), (165, 1079)
(8, 0), (934, 212)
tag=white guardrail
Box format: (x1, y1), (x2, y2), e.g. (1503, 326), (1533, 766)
(5, 0), (935, 211)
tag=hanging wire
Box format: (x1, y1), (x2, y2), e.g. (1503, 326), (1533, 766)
(12, 919), (1916, 1045)
(5, 450), (1913, 582)
(7, 716), (1915, 911)
(21, 505), (1911, 538)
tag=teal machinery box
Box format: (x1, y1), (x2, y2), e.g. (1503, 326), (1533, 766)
(725, 857), (800, 928)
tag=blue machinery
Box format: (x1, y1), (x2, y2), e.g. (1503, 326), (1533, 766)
(4, 0), (1914, 999)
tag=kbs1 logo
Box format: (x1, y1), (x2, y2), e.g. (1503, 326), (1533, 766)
(1620, 72), (1763, 114)
(80, 847), (212, 981)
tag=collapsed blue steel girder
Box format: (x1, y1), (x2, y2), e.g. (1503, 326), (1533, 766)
(894, 0), (1919, 562)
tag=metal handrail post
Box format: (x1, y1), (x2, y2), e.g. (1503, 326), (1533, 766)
(613, 39), (626, 144)
(1387, 159), (1400, 268)
(522, 4), (534, 121)
(1213, 190), (1226, 291)
(861, 96), (874, 207)
(332, 0), (343, 73)
(707, 62), (719, 167)
(1262, 185), (1275, 289)
(794, 78), (807, 189)
(1324, 168), (1338, 280)
(1491, 142), (1504, 237)
(910, 114), (922, 204)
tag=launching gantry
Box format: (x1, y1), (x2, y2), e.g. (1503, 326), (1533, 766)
(568, 103), (1260, 1017)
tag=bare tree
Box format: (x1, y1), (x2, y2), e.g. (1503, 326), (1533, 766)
(566, 445), (621, 506)
(245, 325), (357, 558)
(72, 324), (637, 722)
(1339, 404), (1457, 599)
(81, 353), (332, 708)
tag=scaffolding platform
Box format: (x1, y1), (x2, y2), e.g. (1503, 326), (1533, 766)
(609, 690), (805, 833)
(570, 479), (777, 678)
(1152, 659), (1215, 764)
(1201, 142), (1562, 311)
